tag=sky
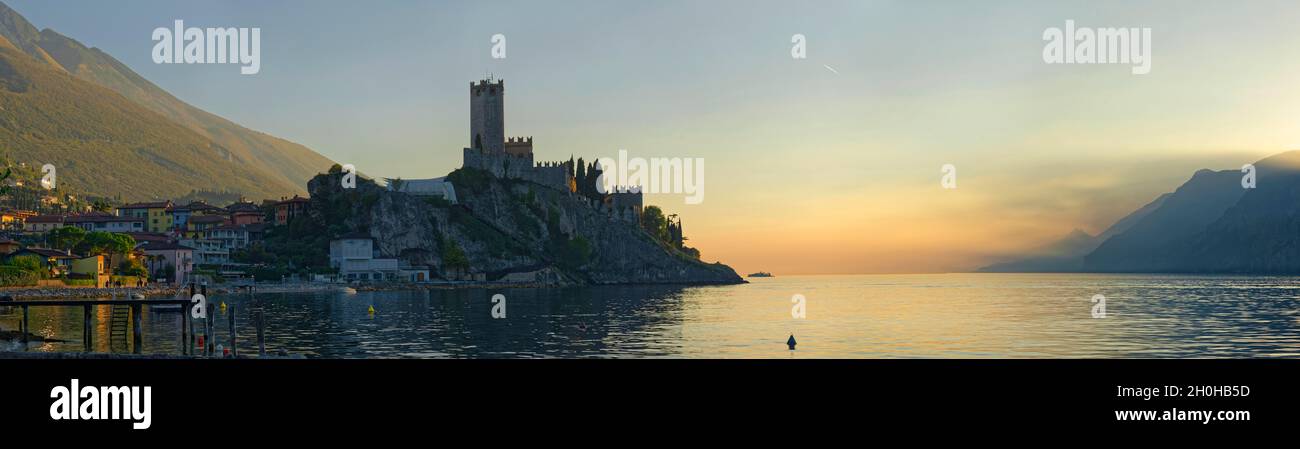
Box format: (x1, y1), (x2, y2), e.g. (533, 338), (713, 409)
(10, 0), (1300, 274)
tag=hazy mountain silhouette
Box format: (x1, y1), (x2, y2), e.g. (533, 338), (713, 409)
(1145, 151), (1300, 273)
(986, 150), (1300, 274)
(978, 193), (1168, 272)
(0, 1), (333, 199)
(1082, 168), (1247, 271)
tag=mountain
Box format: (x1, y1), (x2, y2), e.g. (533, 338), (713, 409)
(1150, 151), (1300, 273)
(978, 193), (1168, 272)
(0, 36), (284, 199)
(1082, 168), (1248, 272)
(0, 1), (333, 200)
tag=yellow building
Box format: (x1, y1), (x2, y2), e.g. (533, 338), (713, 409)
(116, 201), (173, 233)
(70, 255), (105, 276)
(70, 254), (109, 287)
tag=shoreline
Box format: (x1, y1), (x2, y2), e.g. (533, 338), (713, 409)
(0, 279), (747, 300)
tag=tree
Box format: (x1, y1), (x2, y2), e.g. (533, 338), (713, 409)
(640, 205), (669, 242)
(48, 226), (86, 251)
(75, 231), (134, 256)
(117, 259), (148, 277)
(441, 238), (469, 270)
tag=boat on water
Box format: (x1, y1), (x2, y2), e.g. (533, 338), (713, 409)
(747, 272), (774, 278)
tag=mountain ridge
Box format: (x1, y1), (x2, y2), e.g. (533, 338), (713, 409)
(986, 150), (1300, 274)
(0, 1), (334, 200)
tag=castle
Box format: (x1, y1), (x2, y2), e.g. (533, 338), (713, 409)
(461, 78), (572, 190)
(459, 77), (643, 222)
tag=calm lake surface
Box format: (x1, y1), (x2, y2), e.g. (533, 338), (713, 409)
(5, 274), (1300, 358)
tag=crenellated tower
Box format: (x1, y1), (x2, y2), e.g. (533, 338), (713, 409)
(470, 78), (505, 153)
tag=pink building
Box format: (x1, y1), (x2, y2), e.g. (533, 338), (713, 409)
(139, 241), (195, 285)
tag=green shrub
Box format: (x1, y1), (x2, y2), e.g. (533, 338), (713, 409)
(0, 265), (40, 286)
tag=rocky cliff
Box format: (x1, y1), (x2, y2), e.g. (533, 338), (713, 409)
(305, 169), (743, 285)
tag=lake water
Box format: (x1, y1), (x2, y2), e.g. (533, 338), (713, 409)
(5, 274), (1300, 358)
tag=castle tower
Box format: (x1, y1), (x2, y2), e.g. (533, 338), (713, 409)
(470, 78), (505, 153)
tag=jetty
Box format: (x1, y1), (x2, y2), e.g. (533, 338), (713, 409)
(1, 286), (272, 358)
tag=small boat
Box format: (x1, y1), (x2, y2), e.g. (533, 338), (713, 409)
(747, 272), (774, 278)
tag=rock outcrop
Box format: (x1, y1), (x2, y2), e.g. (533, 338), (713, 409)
(306, 169), (742, 285)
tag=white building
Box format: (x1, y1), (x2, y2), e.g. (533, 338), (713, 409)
(180, 238), (229, 265)
(329, 232), (429, 282)
(208, 225), (251, 251)
(65, 214), (146, 233)
(386, 177), (457, 204)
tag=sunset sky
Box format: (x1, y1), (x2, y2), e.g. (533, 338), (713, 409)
(13, 0), (1300, 274)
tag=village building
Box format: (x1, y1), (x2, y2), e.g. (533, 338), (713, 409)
(5, 248), (76, 276)
(138, 241), (195, 286)
(116, 201), (174, 233)
(23, 214), (64, 233)
(0, 238), (20, 255)
(328, 232), (428, 282)
(273, 196), (309, 225)
(64, 213), (146, 233)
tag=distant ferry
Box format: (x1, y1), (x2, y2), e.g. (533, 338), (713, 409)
(747, 272), (774, 278)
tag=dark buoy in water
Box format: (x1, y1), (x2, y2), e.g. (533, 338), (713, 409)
(787, 334), (797, 350)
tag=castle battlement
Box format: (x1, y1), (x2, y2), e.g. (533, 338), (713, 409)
(471, 78), (504, 93)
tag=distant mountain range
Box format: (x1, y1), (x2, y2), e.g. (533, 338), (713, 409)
(982, 150), (1300, 274)
(0, 1), (333, 201)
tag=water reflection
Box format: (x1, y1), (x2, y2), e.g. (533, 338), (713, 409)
(3, 274), (1300, 358)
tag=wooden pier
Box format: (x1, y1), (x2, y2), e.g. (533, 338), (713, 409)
(6, 296), (268, 357)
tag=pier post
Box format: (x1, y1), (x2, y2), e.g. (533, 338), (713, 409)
(229, 304), (237, 357)
(84, 304), (92, 352)
(256, 309), (265, 356)
(21, 304), (28, 349)
(131, 303), (142, 354)
(206, 303), (215, 356)
(180, 306), (187, 355)
(188, 309), (195, 354)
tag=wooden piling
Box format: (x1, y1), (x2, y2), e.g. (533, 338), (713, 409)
(229, 304), (237, 357)
(180, 305), (187, 355)
(256, 309), (266, 356)
(83, 304), (92, 352)
(203, 285), (212, 356)
(188, 307), (195, 354)
(131, 303), (142, 354)
(21, 304), (28, 348)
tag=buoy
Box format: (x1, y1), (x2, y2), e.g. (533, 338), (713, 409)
(198, 335), (205, 347)
(368, 305), (375, 315)
(220, 302), (227, 312)
(223, 347), (231, 357)
(787, 334), (797, 350)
